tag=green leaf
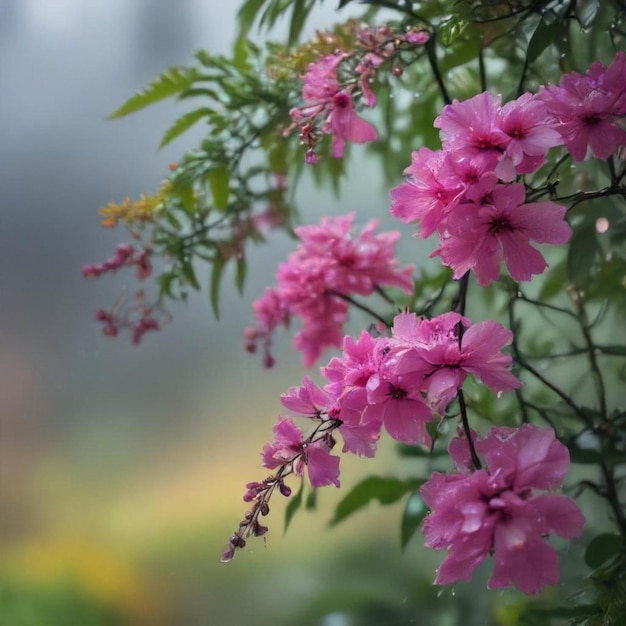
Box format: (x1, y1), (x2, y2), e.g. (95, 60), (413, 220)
(159, 108), (211, 149)
(396, 443), (446, 458)
(288, 0), (313, 47)
(305, 488), (317, 511)
(570, 447), (603, 465)
(108, 67), (202, 119)
(568, 221), (599, 286)
(158, 273), (175, 298)
(235, 257), (247, 294)
(401, 492), (427, 549)
(181, 262), (201, 291)
(330, 476), (421, 527)
(538, 261), (567, 301)
(585, 533), (623, 569)
(577, 0), (599, 28)
(210, 255), (226, 319)
(439, 18), (468, 47)
(164, 210), (182, 230)
(208, 165), (231, 211)
(527, 17), (562, 63)
(170, 179), (196, 215)
(284, 480), (303, 533)
(237, 0), (268, 37)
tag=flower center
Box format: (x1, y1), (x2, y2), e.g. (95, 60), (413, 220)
(387, 384), (407, 400)
(488, 215), (514, 234)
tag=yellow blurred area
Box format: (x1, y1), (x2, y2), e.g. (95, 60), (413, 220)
(0, 537), (165, 624)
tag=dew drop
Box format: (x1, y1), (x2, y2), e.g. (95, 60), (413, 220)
(595, 217), (609, 233)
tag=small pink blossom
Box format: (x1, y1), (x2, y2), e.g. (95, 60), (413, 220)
(421, 425), (585, 594)
(291, 53), (378, 160)
(262, 418), (340, 488)
(281, 376), (335, 418)
(324, 92), (378, 158)
(322, 330), (383, 423)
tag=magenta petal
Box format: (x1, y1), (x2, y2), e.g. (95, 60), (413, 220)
(513, 425), (570, 489)
(516, 202), (572, 244)
(339, 420), (381, 457)
(491, 530), (559, 594)
(306, 445), (340, 487)
(533, 494), (585, 538)
(434, 525), (492, 585)
(498, 230), (547, 281)
(382, 398), (432, 445)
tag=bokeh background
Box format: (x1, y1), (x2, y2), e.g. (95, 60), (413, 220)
(0, 2), (600, 625)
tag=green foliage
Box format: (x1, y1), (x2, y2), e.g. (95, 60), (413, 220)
(284, 479), (304, 532)
(108, 67), (203, 119)
(585, 534), (624, 570)
(568, 219), (600, 286)
(400, 492), (427, 549)
(210, 254), (226, 319)
(0, 579), (121, 626)
(159, 108), (212, 148)
(330, 476), (421, 527)
(237, 0), (320, 46)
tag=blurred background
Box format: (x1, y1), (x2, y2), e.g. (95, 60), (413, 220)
(0, 2), (597, 625)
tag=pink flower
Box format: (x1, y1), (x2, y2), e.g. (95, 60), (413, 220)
(498, 93), (563, 175)
(421, 425), (585, 594)
(281, 376), (335, 418)
(390, 148), (465, 237)
(301, 54), (344, 107)
(393, 312), (520, 413)
(324, 92), (378, 158)
(291, 53), (378, 159)
(247, 214), (413, 367)
(434, 92), (509, 172)
(262, 418), (340, 488)
(294, 213), (414, 295)
(364, 357), (433, 446)
(338, 419), (381, 457)
(540, 52), (626, 161)
(323, 330), (380, 390)
(432, 182), (571, 285)
(322, 330), (383, 424)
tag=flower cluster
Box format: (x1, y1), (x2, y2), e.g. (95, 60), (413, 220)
(98, 192), (164, 228)
(83, 243), (167, 344)
(244, 213), (414, 367)
(390, 90), (572, 285)
(421, 425), (585, 594)
(322, 312), (520, 447)
(82, 243), (152, 280)
(225, 310), (522, 561)
(289, 25), (429, 163)
(94, 299), (163, 345)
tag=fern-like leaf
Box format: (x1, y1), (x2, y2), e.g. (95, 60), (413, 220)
(159, 108), (212, 149)
(108, 67), (203, 119)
